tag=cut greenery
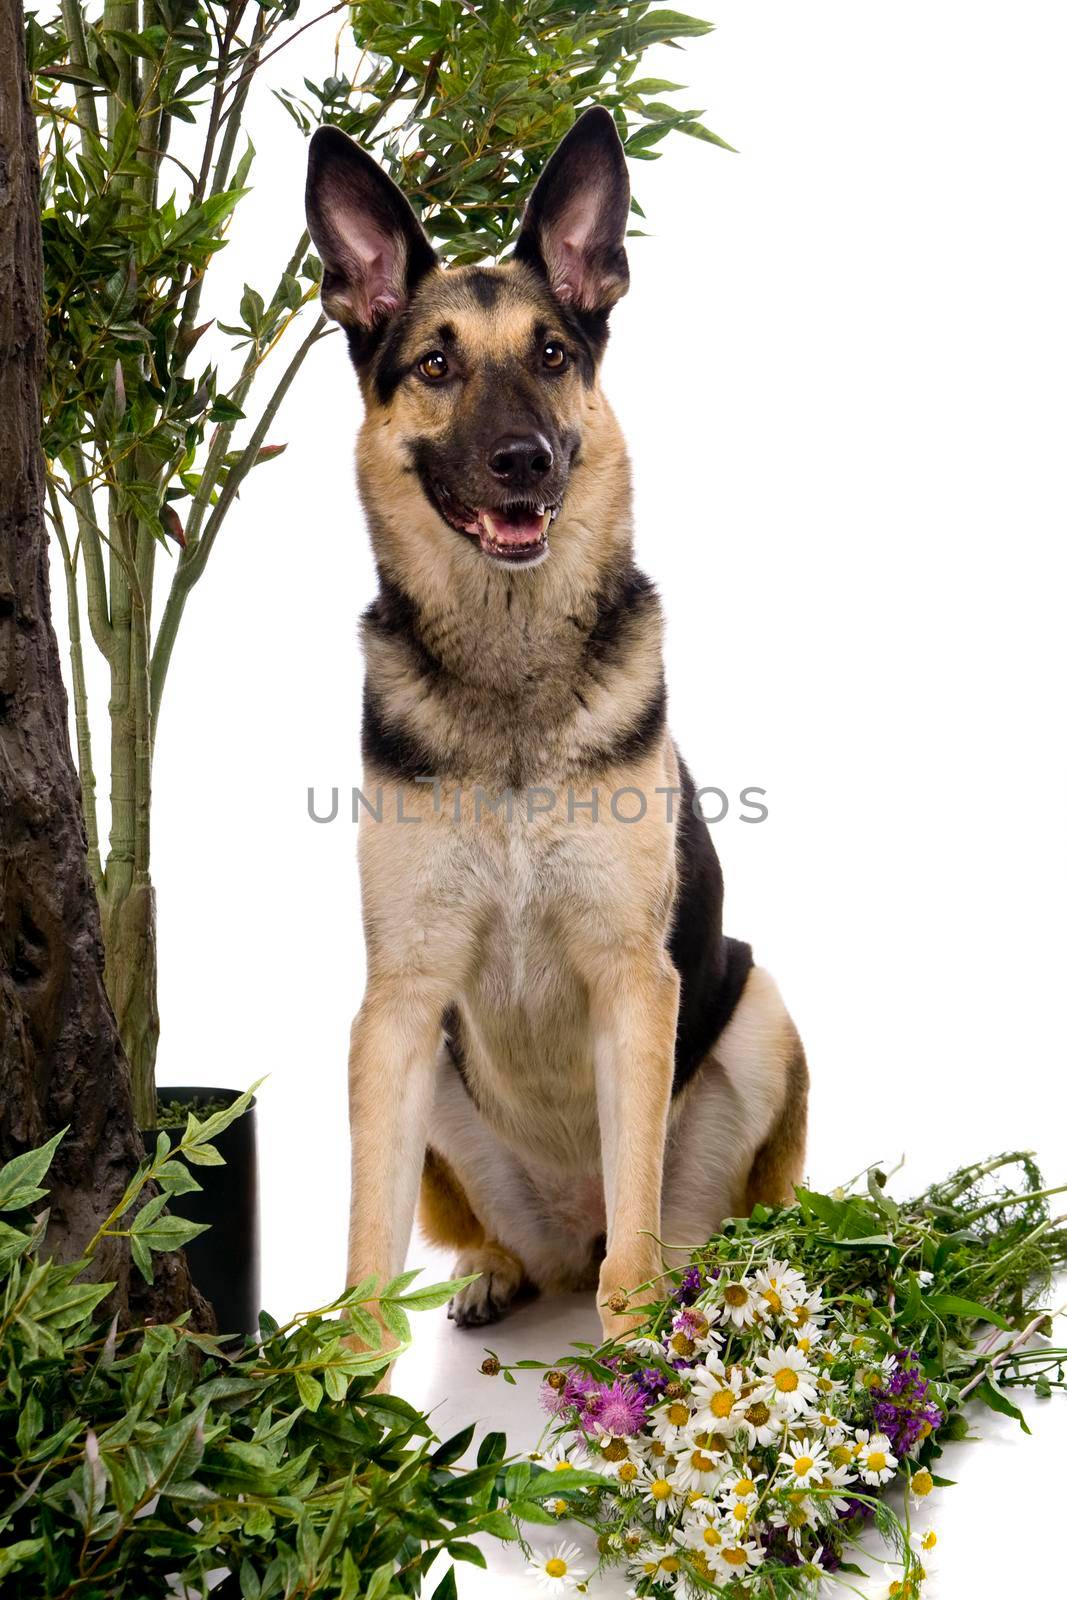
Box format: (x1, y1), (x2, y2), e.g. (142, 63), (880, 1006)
(0, 1111), (579, 1597)
(493, 1153), (1067, 1597)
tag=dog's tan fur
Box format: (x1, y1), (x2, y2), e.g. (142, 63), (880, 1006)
(306, 113), (808, 1342)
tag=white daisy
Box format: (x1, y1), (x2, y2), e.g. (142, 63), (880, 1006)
(772, 1491), (820, 1547)
(854, 1429), (898, 1485)
(753, 1260), (806, 1316)
(627, 1543), (684, 1589)
(717, 1277), (760, 1329)
(754, 1345), (819, 1416)
(625, 1335), (666, 1359)
(809, 1462), (855, 1519)
(908, 1467), (934, 1500)
(787, 1283), (826, 1332)
(638, 1466), (686, 1521)
(689, 1361), (744, 1434)
(779, 1436), (831, 1488)
(649, 1396), (696, 1450)
(603, 1456), (642, 1495)
(717, 1537), (765, 1577)
(670, 1439), (728, 1496)
(527, 1539), (587, 1591)
(733, 1395), (785, 1448)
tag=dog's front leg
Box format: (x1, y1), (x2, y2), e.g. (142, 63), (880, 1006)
(589, 945), (680, 1341)
(347, 978), (444, 1304)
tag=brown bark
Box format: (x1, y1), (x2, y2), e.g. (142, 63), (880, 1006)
(0, 0), (208, 1328)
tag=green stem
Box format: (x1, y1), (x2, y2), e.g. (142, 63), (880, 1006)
(58, 0), (100, 138)
(48, 483), (104, 891)
(149, 312), (328, 726)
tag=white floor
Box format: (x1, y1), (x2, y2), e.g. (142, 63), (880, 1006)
(394, 1244), (1064, 1598)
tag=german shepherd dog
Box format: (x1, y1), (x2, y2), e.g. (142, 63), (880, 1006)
(305, 108), (808, 1341)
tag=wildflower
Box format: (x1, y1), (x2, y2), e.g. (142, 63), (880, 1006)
(780, 1436), (831, 1488)
(592, 1379), (648, 1438)
(527, 1540), (587, 1591)
(734, 1396), (783, 1447)
(754, 1345), (819, 1417)
(627, 1544), (684, 1588)
(717, 1537), (765, 1575)
(754, 1260), (806, 1315)
(649, 1396), (695, 1450)
(787, 1283), (826, 1332)
(718, 1277), (759, 1329)
(909, 1468), (934, 1499)
(670, 1305), (718, 1355)
(670, 1440), (727, 1495)
(809, 1462), (855, 1519)
(638, 1467), (686, 1520)
(689, 1361), (744, 1433)
(674, 1265), (703, 1305)
(854, 1429), (898, 1485)
(604, 1456), (642, 1494)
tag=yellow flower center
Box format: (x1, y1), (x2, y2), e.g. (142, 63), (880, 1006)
(724, 1285), (748, 1307)
(667, 1402), (689, 1427)
(793, 1456), (814, 1476)
(866, 1451), (887, 1473)
(651, 1478), (672, 1501)
(762, 1288), (782, 1311)
(661, 1557), (680, 1574)
(797, 1337), (811, 1352)
(912, 1470), (933, 1497)
(691, 1450), (715, 1472)
(545, 1558), (568, 1578)
(618, 1462), (638, 1483)
(671, 1333), (696, 1357)
(703, 1528), (723, 1547)
(731, 1503), (748, 1522)
(774, 1369), (800, 1393)
(650, 1441), (666, 1458)
(734, 1477), (756, 1497)
(794, 1306), (811, 1325)
(829, 1444), (852, 1468)
(711, 1390), (735, 1418)
(601, 1440), (627, 1463)
(722, 1547), (748, 1567)
(745, 1401), (770, 1426)
(554, 1460), (575, 1471)
(552, 1499), (567, 1515)
(817, 1376), (834, 1392)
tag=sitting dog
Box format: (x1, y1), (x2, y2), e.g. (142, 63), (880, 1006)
(304, 108), (808, 1340)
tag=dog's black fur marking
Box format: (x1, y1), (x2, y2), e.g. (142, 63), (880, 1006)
(668, 757), (754, 1094)
(578, 679), (667, 772)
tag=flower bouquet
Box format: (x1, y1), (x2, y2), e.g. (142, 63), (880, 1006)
(500, 1153), (1067, 1597)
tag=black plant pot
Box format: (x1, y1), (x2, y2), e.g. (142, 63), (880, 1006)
(147, 1086), (260, 1337)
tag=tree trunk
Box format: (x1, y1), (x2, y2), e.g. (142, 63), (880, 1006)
(0, 0), (209, 1328)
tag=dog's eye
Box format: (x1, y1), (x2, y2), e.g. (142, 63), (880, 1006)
(542, 341), (567, 370)
(418, 351), (449, 381)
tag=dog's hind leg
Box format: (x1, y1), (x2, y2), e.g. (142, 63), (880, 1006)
(661, 965), (808, 1261)
(418, 1147), (526, 1328)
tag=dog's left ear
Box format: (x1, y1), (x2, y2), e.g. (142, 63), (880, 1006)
(515, 107), (630, 316)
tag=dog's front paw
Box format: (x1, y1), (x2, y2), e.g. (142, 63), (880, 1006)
(448, 1244), (525, 1329)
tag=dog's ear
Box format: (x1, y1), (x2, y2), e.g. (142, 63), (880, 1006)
(514, 107), (630, 316)
(305, 126), (437, 334)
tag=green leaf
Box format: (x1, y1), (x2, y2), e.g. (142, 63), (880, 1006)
(0, 1131), (65, 1211)
(430, 1570), (458, 1600)
(924, 1293), (1011, 1332)
(973, 1376), (1031, 1433)
(295, 1371), (324, 1412)
(365, 1561), (394, 1600)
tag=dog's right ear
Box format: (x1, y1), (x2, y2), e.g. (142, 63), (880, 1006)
(305, 126), (437, 337)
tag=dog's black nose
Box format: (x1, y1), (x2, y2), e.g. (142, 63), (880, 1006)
(487, 433), (554, 487)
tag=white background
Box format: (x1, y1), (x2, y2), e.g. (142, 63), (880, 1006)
(52, 2), (1067, 1593)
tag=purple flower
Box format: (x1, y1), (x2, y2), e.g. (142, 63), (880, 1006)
(674, 1266), (703, 1305)
(539, 1369), (598, 1419)
(870, 1351), (943, 1456)
(594, 1379), (649, 1437)
(637, 1367), (668, 1400)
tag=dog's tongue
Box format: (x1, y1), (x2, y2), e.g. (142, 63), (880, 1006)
(476, 508), (549, 551)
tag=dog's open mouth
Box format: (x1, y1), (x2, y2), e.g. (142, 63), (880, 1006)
(428, 480), (558, 566)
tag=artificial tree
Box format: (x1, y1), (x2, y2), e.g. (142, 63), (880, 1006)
(0, 0), (205, 1325)
(29, 0), (727, 1128)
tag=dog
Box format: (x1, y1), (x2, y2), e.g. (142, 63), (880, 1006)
(304, 108), (808, 1341)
